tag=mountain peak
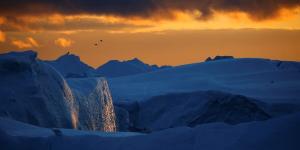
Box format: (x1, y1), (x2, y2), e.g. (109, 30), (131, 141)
(132, 57), (141, 61)
(46, 52), (94, 78)
(57, 52), (80, 61)
(65, 51), (70, 55)
(126, 58), (144, 64)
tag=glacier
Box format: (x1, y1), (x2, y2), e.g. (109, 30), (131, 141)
(0, 51), (116, 132)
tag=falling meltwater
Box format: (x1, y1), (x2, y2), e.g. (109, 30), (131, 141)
(99, 79), (117, 132)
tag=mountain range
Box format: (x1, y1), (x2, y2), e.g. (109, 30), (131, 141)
(46, 52), (172, 78)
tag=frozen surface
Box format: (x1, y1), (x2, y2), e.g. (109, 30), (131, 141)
(0, 113), (299, 150)
(0, 117), (142, 138)
(109, 58), (300, 103)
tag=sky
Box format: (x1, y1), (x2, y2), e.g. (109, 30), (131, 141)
(0, 0), (300, 68)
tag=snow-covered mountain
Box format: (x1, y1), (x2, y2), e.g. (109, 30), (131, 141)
(0, 51), (116, 131)
(109, 58), (300, 103)
(45, 52), (95, 78)
(95, 58), (172, 78)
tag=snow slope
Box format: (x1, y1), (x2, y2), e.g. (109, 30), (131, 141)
(109, 58), (300, 103)
(0, 113), (299, 150)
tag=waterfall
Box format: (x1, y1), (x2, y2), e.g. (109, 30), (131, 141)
(64, 77), (117, 132)
(65, 77), (117, 132)
(99, 78), (117, 132)
(62, 80), (79, 129)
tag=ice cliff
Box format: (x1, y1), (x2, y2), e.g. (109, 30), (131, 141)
(0, 51), (116, 132)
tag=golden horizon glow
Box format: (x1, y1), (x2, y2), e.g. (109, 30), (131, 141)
(0, 7), (300, 67)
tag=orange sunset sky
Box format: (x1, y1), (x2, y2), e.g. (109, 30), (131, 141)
(0, 0), (300, 68)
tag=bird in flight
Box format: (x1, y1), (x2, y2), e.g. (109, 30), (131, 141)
(94, 40), (103, 46)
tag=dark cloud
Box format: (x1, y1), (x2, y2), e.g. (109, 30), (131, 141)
(0, 15), (150, 32)
(0, 0), (300, 20)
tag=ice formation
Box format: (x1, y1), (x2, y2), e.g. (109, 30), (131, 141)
(0, 51), (116, 132)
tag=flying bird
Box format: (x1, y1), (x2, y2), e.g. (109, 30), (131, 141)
(94, 40), (103, 46)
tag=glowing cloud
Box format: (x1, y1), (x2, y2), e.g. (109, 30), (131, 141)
(0, 30), (5, 42)
(27, 37), (39, 47)
(55, 38), (73, 48)
(11, 37), (39, 48)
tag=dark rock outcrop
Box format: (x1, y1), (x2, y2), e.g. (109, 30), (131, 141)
(205, 56), (234, 62)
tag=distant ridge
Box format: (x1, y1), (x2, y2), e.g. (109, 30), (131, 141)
(95, 58), (172, 77)
(45, 52), (95, 78)
(46, 52), (172, 78)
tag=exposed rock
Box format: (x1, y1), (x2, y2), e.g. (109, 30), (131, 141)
(205, 55), (234, 62)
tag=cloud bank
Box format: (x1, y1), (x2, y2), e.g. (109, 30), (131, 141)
(0, 0), (300, 20)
